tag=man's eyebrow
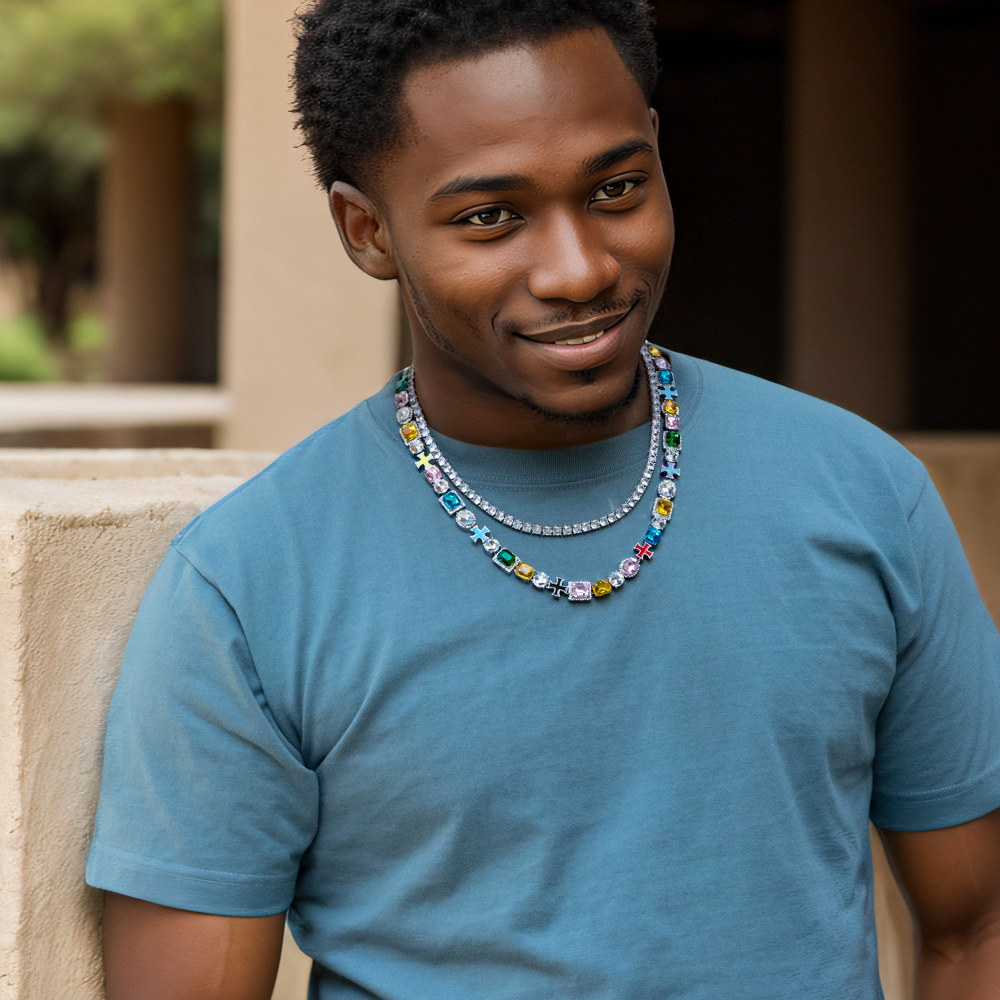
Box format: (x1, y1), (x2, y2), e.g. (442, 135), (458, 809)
(581, 139), (655, 178)
(429, 173), (539, 201)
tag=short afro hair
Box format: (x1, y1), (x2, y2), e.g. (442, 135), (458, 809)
(293, 0), (659, 191)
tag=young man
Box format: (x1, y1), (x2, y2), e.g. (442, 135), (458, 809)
(88, 2), (1000, 997)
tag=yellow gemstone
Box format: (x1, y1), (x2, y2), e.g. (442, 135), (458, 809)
(647, 345), (661, 357)
(592, 579), (612, 598)
(514, 562), (535, 581)
(663, 400), (678, 415)
(400, 422), (419, 442)
(655, 498), (673, 518)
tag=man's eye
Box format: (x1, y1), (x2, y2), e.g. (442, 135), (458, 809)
(465, 208), (516, 227)
(592, 179), (637, 202)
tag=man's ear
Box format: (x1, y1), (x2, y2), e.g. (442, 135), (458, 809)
(329, 181), (398, 280)
(649, 107), (659, 139)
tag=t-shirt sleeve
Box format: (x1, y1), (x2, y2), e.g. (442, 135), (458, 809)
(871, 472), (1000, 831)
(86, 544), (319, 916)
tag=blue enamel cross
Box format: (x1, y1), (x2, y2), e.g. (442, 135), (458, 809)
(414, 452), (435, 471)
(470, 526), (491, 545)
(545, 576), (569, 599)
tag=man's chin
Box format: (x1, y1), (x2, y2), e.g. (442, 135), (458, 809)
(514, 363), (644, 427)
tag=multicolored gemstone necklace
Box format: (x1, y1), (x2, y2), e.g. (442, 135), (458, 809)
(395, 343), (680, 602)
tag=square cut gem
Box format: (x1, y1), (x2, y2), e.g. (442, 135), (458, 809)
(645, 526), (662, 547)
(567, 581), (592, 601)
(493, 549), (517, 572)
(592, 579), (612, 598)
(658, 370), (673, 385)
(655, 498), (673, 518)
(664, 430), (681, 448)
(514, 561), (535, 581)
(440, 491), (464, 513)
(663, 400), (679, 415)
(400, 422), (419, 442)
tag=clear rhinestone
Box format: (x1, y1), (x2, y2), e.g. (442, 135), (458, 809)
(664, 447), (680, 462)
(504, 514), (514, 526)
(495, 510), (505, 521)
(452, 476), (464, 488)
(563, 525), (573, 535)
(609, 570), (625, 588)
(658, 481), (676, 499)
(458, 484), (470, 495)
(532, 524), (542, 535)
(483, 538), (501, 554)
(408, 439), (423, 454)
(513, 520), (523, 531)
(607, 512), (617, 523)
(598, 517), (608, 527)
(485, 505), (495, 516)
(580, 522), (590, 533)
(627, 500), (635, 509)
(542, 526), (552, 536)
(470, 493), (481, 504)
(395, 405), (413, 424)
(552, 526), (562, 536)
(590, 520), (600, 530)
(651, 514), (667, 529)
(572, 524), (582, 535)
(533, 571), (551, 589)
(432, 480), (449, 494)
(455, 510), (476, 530)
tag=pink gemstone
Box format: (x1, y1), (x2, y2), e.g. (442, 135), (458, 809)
(394, 391), (409, 407)
(424, 466), (443, 484)
(568, 581), (592, 601)
(654, 357), (668, 369)
(665, 415), (680, 430)
(620, 557), (640, 579)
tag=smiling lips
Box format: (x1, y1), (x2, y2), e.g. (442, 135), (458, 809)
(553, 328), (609, 346)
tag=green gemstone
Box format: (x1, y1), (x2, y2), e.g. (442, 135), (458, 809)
(496, 549), (516, 568)
(395, 376), (408, 392)
(664, 430), (681, 448)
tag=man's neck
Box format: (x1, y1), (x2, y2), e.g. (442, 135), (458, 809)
(408, 338), (652, 450)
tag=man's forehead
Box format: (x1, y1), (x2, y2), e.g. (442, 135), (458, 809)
(395, 29), (652, 192)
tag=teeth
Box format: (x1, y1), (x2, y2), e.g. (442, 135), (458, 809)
(554, 329), (608, 347)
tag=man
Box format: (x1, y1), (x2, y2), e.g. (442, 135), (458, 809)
(88, 1), (1000, 997)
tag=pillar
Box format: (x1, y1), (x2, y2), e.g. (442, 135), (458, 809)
(99, 100), (194, 383)
(785, 0), (911, 429)
(219, 0), (398, 452)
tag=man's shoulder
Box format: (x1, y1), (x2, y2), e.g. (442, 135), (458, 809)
(672, 350), (929, 505)
(171, 384), (395, 568)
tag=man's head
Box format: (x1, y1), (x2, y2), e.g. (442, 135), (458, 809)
(294, 1), (675, 446)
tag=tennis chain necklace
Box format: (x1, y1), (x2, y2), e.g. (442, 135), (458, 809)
(395, 343), (680, 602)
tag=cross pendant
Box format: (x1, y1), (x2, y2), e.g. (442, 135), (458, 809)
(546, 576), (569, 599)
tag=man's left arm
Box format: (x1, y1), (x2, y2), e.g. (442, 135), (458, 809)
(880, 807), (1000, 999)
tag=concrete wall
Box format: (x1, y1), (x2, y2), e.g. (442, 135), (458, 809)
(219, 0), (399, 452)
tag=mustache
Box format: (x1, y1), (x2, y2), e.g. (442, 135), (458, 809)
(497, 290), (644, 338)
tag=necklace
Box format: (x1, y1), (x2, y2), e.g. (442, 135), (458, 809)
(402, 351), (662, 536)
(395, 343), (680, 602)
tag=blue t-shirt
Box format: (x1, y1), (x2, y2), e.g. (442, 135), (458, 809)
(87, 352), (1000, 999)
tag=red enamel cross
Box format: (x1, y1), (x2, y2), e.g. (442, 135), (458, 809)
(634, 542), (654, 561)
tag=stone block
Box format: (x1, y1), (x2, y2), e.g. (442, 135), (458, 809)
(0, 450), (273, 999)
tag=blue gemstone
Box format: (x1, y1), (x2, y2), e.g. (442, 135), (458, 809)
(657, 370), (673, 385)
(645, 526), (662, 547)
(440, 491), (464, 513)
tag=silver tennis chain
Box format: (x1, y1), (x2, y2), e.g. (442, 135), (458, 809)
(405, 347), (662, 537)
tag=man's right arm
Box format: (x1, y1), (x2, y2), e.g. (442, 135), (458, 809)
(102, 892), (286, 1000)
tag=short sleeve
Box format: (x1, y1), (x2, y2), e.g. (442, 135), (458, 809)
(86, 545), (319, 916)
(871, 474), (1000, 831)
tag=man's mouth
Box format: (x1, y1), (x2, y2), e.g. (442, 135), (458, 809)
(552, 328), (610, 347)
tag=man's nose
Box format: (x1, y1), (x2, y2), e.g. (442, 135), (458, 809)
(526, 211), (621, 303)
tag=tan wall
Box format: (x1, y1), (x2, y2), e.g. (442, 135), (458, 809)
(219, 0), (398, 452)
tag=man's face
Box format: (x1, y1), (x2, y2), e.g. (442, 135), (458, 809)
(377, 28), (674, 422)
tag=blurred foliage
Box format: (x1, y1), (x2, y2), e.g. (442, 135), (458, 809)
(0, 310), (108, 380)
(0, 0), (223, 370)
(0, 0), (223, 160)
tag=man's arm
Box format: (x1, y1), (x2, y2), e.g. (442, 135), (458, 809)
(880, 807), (1000, 999)
(102, 892), (286, 1000)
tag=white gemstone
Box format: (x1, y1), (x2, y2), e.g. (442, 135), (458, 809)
(532, 524), (542, 535)
(573, 524), (582, 534)
(627, 500), (635, 509)
(609, 571), (625, 588)
(432, 480), (449, 494)
(651, 514), (667, 529)
(455, 510), (476, 530)
(658, 481), (676, 499)
(590, 520), (600, 530)
(563, 526), (573, 535)
(542, 526), (552, 536)
(396, 406), (413, 424)
(533, 571), (550, 589)
(504, 514), (514, 526)
(495, 510), (505, 521)
(607, 512), (617, 522)
(598, 517), (608, 527)
(513, 520), (523, 530)
(552, 526), (562, 536)
(483, 538), (501, 554)
(664, 448), (680, 462)
(580, 522), (590, 533)
(408, 439), (422, 453)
